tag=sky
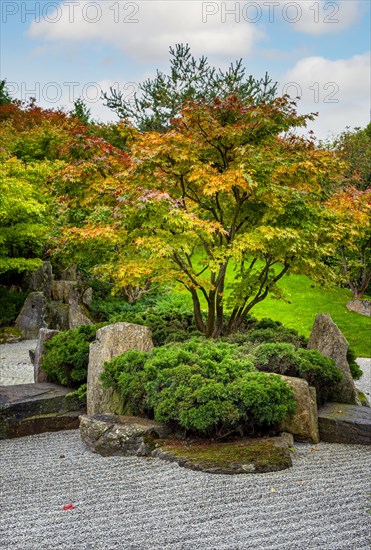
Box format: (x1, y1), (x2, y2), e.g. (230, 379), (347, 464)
(1, 0), (370, 139)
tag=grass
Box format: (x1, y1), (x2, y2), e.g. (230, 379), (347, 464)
(172, 259), (371, 356)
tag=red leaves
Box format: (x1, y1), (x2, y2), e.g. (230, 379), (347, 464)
(63, 503), (76, 511)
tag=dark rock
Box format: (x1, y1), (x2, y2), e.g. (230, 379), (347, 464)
(80, 414), (172, 456)
(318, 403), (371, 445)
(0, 383), (85, 439)
(24, 261), (53, 299)
(307, 313), (360, 405)
(87, 323), (153, 416)
(60, 264), (77, 281)
(277, 375), (319, 443)
(68, 289), (92, 329)
(346, 300), (371, 317)
(33, 328), (60, 383)
(46, 302), (70, 331)
(15, 292), (48, 339)
(51, 280), (76, 303)
(152, 433), (294, 474)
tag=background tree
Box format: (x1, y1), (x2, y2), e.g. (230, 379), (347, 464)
(57, 95), (346, 337)
(328, 124), (371, 298)
(103, 44), (277, 132)
(70, 98), (92, 126)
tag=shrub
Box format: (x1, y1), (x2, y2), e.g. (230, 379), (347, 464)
(41, 323), (104, 388)
(347, 347), (363, 380)
(224, 318), (307, 348)
(102, 338), (296, 437)
(253, 342), (343, 404)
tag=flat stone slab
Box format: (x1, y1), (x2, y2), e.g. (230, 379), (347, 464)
(80, 415), (294, 474)
(0, 383), (85, 439)
(152, 434), (294, 474)
(80, 414), (172, 456)
(318, 403), (371, 445)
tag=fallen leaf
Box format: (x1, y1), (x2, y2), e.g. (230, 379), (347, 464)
(310, 448), (318, 453)
(63, 503), (76, 511)
(336, 410), (343, 414)
(270, 487), (277, 493)
(296, 480), (304, 483)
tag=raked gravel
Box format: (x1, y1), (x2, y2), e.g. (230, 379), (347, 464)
(0, 430), (370, 550)
(0, 343), (370, 549)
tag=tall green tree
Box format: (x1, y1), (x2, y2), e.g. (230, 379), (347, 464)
(103, 44), (277, 132)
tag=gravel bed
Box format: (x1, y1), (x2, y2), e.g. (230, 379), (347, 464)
(0, 339), (36, 385)
(0, 430), (370, 550)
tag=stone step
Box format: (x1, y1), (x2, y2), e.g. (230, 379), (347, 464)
(318, 403), (371, 445)
(0, 383), (85, 439)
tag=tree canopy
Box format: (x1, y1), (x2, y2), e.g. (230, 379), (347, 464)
(103, 44), (277, 132)
(56, 94), (349, 336)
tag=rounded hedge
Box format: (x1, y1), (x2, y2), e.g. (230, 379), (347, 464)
(253, 342), (343, 404)
(101, 338), (297, 437)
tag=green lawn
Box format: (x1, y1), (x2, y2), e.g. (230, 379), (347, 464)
(174, 263), (370, 357)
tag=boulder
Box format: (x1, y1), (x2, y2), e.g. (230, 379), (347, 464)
(277, 375), (320, 443)
(80, 414), (171, 456)
(51, 280), (76, 303)
(23, 261), (53, 299)
(318, 403), (371, 445)
(0, 383), (85, 439)
(346, 300), (371, 317)
(46, 302), (70, 331)
(307, 313), (360, 405)
(87, 323), (153, 416)
(60, 264), (77, 281)
(32, 328), (60, 383)
(82, 287), (93, 306)
(68, 289), (93, 329)
(15, 292), (47, 339)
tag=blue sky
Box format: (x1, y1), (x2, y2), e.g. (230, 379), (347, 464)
(1, 0), (370, 138)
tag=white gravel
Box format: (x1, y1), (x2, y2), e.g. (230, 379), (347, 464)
(0, 430), (370, 549)
(0, 339), (36, 385)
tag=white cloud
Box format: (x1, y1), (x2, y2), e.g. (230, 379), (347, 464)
(281, 52), (370, 139)
(28, 1), (264, 62)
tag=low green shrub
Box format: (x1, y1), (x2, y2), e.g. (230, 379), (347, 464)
(101, 338), (297, 437)
(253, 342), (343, 404)
(225, 318), (307, 348)
(41, 323), (104, 388)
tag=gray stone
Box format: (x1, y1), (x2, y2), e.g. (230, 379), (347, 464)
(15, 292), (47, 339)
(346, 300), (371, 317)
(82, 287), (93, 306)
(318, 402), (371, 445)
(33, 328), (60, 383)
(60, 264), (77, 281)
(307, 313), (360, 405)
(51, 280), (76, 303)
(80, 414), (171, 456)
(68, 289), (93, 329)
(0, 383), (85, 439)
(46, 302), (70, 331)
(87, 322), (153, 415)
(277, 375), (320, 444)
(24, 261), (53, 299)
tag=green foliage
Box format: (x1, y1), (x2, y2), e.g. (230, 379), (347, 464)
(0, 158), (57, 276)
(224, 317), (307, 348)
(41, 324), (104, 388)
(347, 347), (363, 380)
(102, 338), (296, 437)
(103, 43), (277, 132)
(107, 292), (199, 346)
(0, 80), (12, 106)
(253, 342), (343, 404)
(70, 98), (91, 125)
(0, 286), (28, 326)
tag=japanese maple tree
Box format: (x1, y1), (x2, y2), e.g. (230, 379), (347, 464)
(58, 95), (347, 336)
